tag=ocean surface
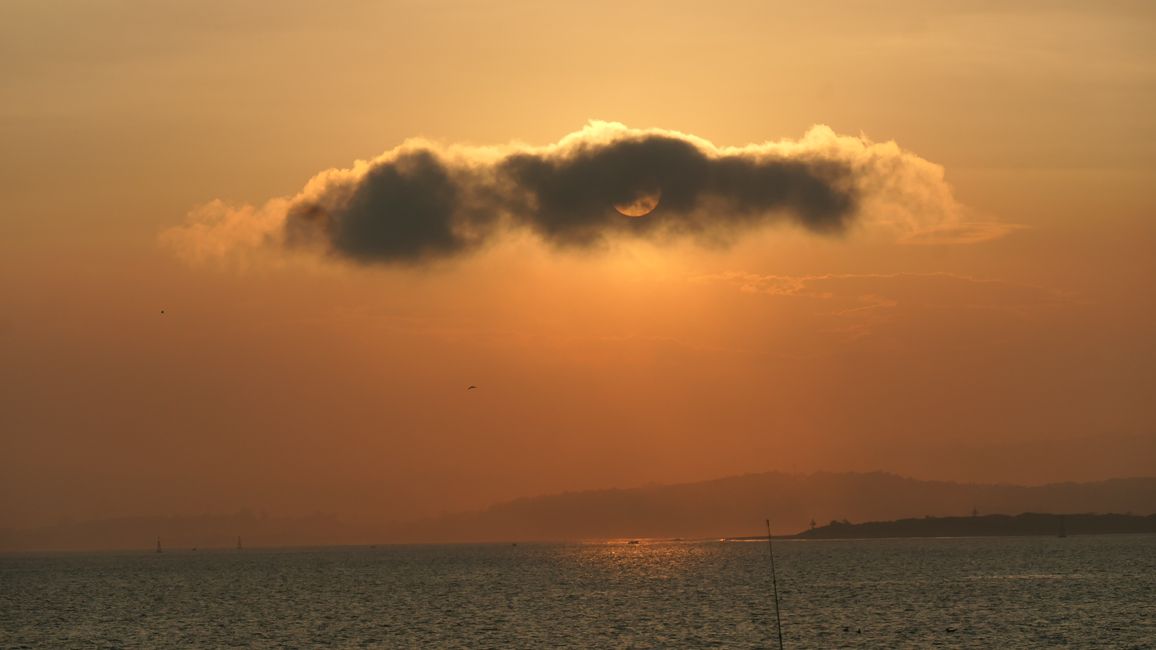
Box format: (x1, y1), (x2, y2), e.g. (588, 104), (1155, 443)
(2, 535), (1153, 648)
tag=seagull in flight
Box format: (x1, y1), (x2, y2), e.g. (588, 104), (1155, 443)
(467, 385), (478, 390)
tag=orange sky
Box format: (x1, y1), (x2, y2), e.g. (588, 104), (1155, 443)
(1, 1), (1154, 529)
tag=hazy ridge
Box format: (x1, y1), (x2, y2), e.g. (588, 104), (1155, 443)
(3, 472), (1154, 551)
(397, 472), (1156, 543)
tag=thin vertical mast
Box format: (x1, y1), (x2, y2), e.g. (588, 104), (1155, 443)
(765, 519), (785, 650)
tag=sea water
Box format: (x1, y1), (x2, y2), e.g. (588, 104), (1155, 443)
(2, 535), (1153, 648)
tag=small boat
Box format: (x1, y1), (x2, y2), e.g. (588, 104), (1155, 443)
(627, 540), (640, 545)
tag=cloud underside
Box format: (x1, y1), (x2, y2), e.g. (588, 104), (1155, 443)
(163, 122), (1013, 266)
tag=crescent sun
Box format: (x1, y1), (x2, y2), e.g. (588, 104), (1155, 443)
(614, 189), (661, 217)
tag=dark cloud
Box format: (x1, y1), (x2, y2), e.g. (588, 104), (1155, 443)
(284, 151), (489, 264)
(285, 132), (859, 264)
(165, 124), (1003, 267)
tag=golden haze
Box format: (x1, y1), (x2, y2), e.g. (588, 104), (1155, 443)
(1, 1), (1154, 535)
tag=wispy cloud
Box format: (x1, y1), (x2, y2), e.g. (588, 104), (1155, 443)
(694, 271), (1071, 341)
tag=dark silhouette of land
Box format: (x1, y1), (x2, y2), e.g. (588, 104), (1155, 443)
(391, 472), (1156, 543)
(3, 472), (1154, 550)
(724, 512), (1156, 540)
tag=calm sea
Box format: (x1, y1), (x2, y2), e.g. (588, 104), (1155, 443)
(2, 535), (1153, 648)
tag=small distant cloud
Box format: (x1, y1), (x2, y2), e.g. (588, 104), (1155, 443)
(696, 271), (1067, 306)
(694, 271), (1071, 342)
(900, 221), (1029, 245)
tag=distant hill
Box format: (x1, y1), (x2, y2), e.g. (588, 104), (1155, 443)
(744, 512), (1156, 540)
(3, 473), (1155, 551)
(390, 473), (1156, 543)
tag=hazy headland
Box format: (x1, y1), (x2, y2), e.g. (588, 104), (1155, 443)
(4, 472), (1153, 552)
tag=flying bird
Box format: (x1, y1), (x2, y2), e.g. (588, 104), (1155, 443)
(467, 385), (478, 390)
